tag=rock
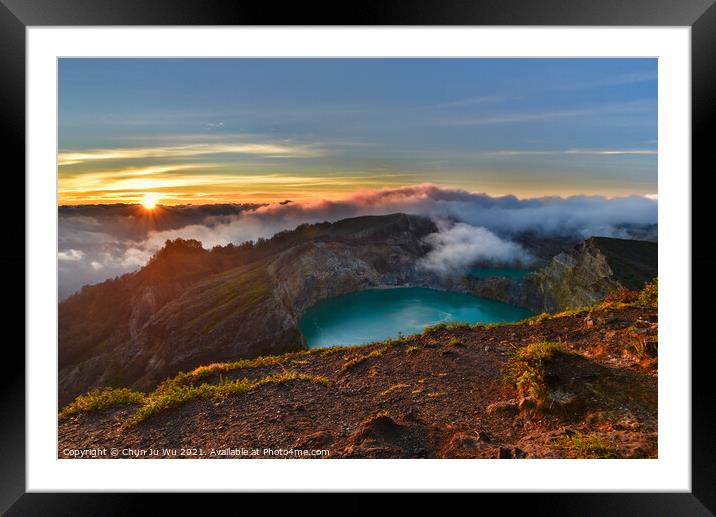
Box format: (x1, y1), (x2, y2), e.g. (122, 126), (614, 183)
(584, 316), (594, 328)
(477, 431), (492, 443)
(497, 447), (513, 459)
(551, 391), (584, 415)
(504, 237), (657, 314)
(486, 400), (519, 416)
(518, 396), (537, 413)
(497, 446), (527, 459)
(294, 430), (334, 449)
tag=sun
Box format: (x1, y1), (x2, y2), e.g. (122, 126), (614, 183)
(141, 193), (160, 210)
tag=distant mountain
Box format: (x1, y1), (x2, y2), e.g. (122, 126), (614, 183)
(469, 236), (657, 313)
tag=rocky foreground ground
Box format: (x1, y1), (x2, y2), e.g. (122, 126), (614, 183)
(58, 301), (657, 459)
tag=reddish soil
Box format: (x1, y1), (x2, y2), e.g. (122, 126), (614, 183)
(58, 304), (657, 459)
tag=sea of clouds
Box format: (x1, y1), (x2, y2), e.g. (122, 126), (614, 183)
(58, 184), (657, 300)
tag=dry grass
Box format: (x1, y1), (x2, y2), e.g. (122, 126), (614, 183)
(59, 388), (145, 419)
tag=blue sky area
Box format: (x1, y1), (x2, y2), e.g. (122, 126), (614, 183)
(58, 58), (657, 204)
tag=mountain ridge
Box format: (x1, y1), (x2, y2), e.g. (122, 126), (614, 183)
(58, 213), (657, 406)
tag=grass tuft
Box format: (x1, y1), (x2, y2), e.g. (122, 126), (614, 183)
(423, 321), (473, 334)
(380, 383), (410, 396)
(59, 387), (145, 419)
(125, 371), (330, 427)
(547, 432), (617, 458)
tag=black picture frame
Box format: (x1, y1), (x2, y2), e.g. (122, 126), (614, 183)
(2, 0), (712, 513)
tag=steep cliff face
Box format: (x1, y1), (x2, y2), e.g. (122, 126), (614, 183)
(269, 242), (442, 319)
(58, 214), (438, 405)
(470, 237), (657, 313)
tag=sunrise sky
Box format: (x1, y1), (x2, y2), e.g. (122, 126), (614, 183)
(58, 58), (657, 206)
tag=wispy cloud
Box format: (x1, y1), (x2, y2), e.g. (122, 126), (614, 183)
(439, 108), (594, 126)
(485, 149), (657, 157)
(58, 163), (421, 204)
(59, 164), (220, 192)
(202, 121), (225, 130)
(439, 100), (655, 127)
(58, 142), (324, 166)
(58, 249), (84, 261)
(556, 71), (657, 91)
(433, 95), (520, 109)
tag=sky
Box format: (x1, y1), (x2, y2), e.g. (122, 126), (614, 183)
(58, 58), (657, 205)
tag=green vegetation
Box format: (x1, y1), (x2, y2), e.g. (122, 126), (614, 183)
(406, 345), (420, 354)
(341, 353), (369, 371)
(525, 313), (551, 325)
(448, 338), (464, 348)
(313, 345), (347, 356)
(125, 371), (329, 426)
(423, 321), (472, 334)
(502, 341), (572, 403)
(339, 333), (419, 371)
(368, 347), (390, 359)
(547, 432), (617, 458)
(631, 337), (649, 359)
(380, 383), (409, 396)
(59, 387), (145, 419)
(637, 277), (658, 308)
(341, 347), (389, 372)
(373, 409), (392, 419)
(60, 371), (330, 426)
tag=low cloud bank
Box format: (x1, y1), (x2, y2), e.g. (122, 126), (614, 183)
(417, 222), (535, 274)
(58, 184), (657, 299)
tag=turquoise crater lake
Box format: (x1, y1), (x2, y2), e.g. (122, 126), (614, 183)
(299, 287), (533, 349)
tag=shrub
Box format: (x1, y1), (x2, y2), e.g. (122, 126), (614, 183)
(637, 278), (658, 308)
(604, 287), (638, 304)
(501, 341), (571, 403)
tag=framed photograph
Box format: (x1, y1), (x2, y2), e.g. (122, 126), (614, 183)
(4, 0), (712, 512)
